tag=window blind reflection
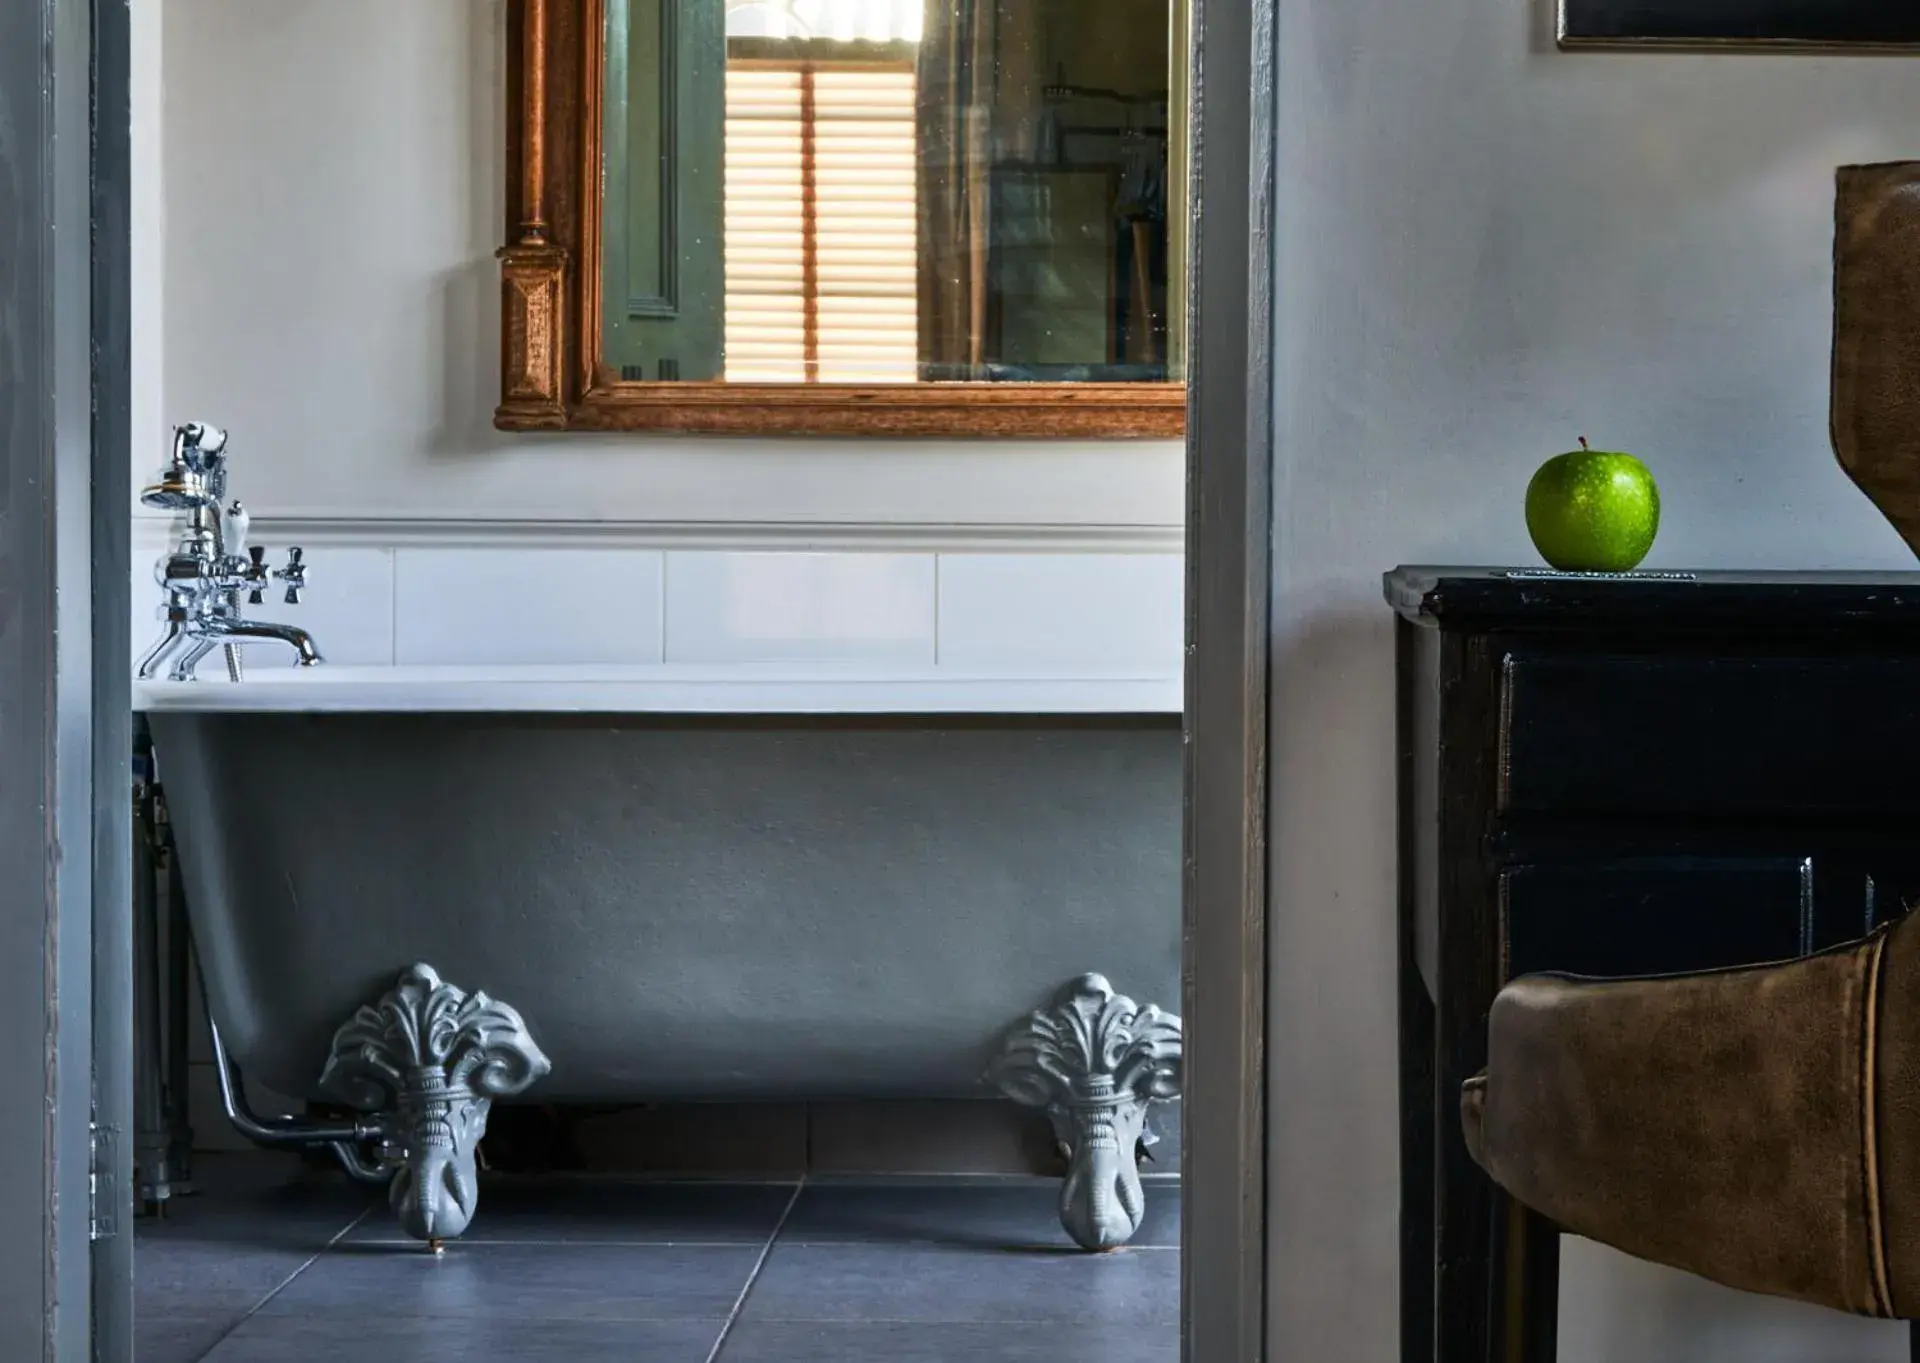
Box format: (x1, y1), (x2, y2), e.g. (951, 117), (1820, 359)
(724, 63), (921, 383)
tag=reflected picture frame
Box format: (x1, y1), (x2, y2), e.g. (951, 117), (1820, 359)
(1559, 0), (1920, 48)
(495, 0), (1189, 438)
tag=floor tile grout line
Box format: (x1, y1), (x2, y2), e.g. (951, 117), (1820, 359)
(703, 1176), (807, 1363)
(727, 1316), (1181, 1327)
(189, 1205), (375, 1362)
(761, 1238), (1182, 1251)
(333, 1235), (1179, 1251)
(347, 1237), (780, 1249)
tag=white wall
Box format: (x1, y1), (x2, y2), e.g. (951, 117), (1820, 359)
(1269, 2), (1920, 1361)
(156, 0), (1182, 531)
(132, 0), (162, 473)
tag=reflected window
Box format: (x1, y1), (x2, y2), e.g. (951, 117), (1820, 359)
(603, 0), (1180, 386)
(725, 0), (926, 43)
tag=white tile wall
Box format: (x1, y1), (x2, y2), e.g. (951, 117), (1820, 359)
(393, 547), (667, 666)
(665, 552), (937, 665)
(935, 553), (1185, 670)
(131, 523), (1188, 707)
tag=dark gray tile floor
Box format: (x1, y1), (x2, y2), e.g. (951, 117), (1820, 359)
(136, 1155), (1181, 1362)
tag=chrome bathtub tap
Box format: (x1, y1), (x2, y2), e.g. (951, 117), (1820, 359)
(136, 422), (323, 682)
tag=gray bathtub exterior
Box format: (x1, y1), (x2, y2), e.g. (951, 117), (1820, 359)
(149, 714), (1182, 1105)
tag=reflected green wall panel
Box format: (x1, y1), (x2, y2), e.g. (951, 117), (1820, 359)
(603, 0), (726, 381)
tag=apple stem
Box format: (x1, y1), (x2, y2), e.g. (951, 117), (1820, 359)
(1578, 436), (1589, 451)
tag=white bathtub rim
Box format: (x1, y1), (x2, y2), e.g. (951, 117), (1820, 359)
(133, 663), (1183, 714)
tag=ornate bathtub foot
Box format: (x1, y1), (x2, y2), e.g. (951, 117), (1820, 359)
(319, 964), (552, 1247)
(987, 973), (1183, 1252)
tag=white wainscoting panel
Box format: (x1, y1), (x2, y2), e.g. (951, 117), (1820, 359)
(665, 552), (937, 665)
(393, 547), (667, 667)
(935, 552), (1185, 670)
(131, 517), (1185, 711)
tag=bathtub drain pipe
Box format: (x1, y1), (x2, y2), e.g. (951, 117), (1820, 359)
(206, 1015), (392, 1184)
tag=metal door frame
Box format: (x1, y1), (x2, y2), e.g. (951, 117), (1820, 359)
(0, 0), (134, 1357)
(93, 0), (137, 1358)
(1181, 0), (1276, 1350)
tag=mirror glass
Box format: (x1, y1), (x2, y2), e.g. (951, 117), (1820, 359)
(601, 0), (1184, 386)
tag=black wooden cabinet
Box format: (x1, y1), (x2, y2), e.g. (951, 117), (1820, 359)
(1389, 567), (1920, 1363)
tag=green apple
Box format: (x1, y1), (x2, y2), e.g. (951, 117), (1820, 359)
(1525, 439), (1660, 573)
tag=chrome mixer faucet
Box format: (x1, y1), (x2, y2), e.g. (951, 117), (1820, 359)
(136, 423), (323, 682)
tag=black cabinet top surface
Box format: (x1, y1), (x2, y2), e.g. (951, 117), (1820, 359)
(1386, 566), (1920, 633)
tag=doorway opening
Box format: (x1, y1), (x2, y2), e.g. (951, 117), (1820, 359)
(17, 0), (1280, 1356)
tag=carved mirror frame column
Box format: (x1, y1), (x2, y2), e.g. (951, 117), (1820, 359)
(496, 0), (1187, 438)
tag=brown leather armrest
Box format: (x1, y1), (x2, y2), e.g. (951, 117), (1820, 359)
(1463, 918), (1916, 1318)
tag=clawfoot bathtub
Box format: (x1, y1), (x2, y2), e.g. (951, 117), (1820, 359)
(144, 704), (1183, 1249)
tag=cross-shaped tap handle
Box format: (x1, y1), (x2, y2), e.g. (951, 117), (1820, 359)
(247, 545), (267, 604)
(280, 546), (307, 605)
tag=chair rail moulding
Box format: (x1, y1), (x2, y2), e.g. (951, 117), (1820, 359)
(495, 0), (1188, 439)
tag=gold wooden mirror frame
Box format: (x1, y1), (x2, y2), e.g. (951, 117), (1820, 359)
(495, 0), (1187, 437)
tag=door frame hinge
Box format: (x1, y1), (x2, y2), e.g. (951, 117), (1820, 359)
(89, 1121), (119, 1242)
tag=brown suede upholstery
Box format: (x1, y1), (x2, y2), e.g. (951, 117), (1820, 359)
(1833, 161), (1920, 558)
(1463, 916), (1910, 1317)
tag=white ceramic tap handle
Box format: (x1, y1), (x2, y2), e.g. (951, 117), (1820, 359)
(224, 499), (250, 561)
